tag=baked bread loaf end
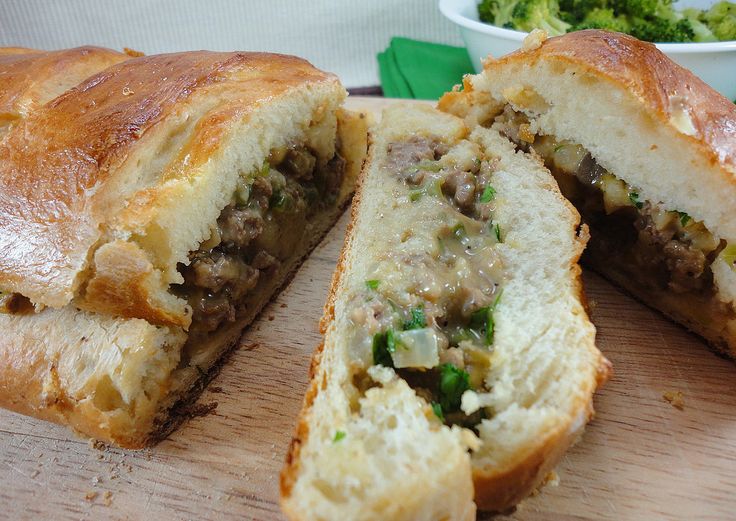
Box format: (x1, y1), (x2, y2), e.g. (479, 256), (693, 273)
(0, 47), (367, 447)
(441, 30), (736, 358)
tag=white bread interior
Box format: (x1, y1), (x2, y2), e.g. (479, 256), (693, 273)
(281, 104), (609, 517)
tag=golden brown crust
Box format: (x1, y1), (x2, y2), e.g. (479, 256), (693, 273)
(487, 30), (736, 174)
(0, 50), (339, 320)
(0, 46), (128, 125)
(282, 123), (373, 499)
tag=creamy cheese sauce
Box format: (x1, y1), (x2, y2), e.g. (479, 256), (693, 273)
(348, 136), (505, 429)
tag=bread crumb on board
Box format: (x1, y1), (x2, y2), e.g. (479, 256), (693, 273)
(88, 439), (107, 451)
(663, 390), (685, 410)
(530, 470), (559, 496)
(85, 491), (98, 502)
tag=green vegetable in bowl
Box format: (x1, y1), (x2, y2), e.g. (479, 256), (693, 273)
(700, 1), (736, 40)
(477, 0), (736, 42)
(480, 0), (571, 35)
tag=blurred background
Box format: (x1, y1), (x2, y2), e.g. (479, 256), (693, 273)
(0, 0), (462, 88)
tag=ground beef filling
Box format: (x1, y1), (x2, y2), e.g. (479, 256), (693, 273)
(494, 105), (726, 299)
(385, 137), (498, 220)
(176, 146), (345, 336)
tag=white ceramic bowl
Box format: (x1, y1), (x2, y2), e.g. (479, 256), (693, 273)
(439, 0), (736, 100)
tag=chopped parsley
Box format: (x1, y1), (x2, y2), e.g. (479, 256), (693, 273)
(259, 160), (270, 177)
(468, 290), (503, 346)
(431, 401), (445, 422)
(403, 306), (427, 330)
(333, 430), (346, 442)
(553, 143), (568, 153)
(480, 185), (496, 203)
(270, 190), (292, 210)
(494, 223), (502, 242)
(628, 191), (644, 209)
(438, 364), (471, 413)
(365, 279), (380, 290)
(470, 307), (495, 346)
(677, 211), (691, 227)
(372, 330), (396, 367)
(409, 189), (423, 202)
(452, 223), (467, 240)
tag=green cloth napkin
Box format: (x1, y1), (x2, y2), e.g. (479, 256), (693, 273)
(378, 37), (475, 100)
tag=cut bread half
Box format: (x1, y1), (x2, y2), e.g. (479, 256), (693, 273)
(440, 29), (736, 357)
(0, 47), (368, 448)
(281, 103), (610, 517)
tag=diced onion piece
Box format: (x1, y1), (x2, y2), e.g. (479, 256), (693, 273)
(649, 206), (675, 230)
(552, 143), (586, 175)
(721, 244), (736, 267)
(712, 245), (736, 305)
(599, 173), (631, 213)
(682, 222), (719, 254)
(391, 328), (440, 369)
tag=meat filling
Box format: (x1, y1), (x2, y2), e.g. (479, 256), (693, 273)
(175, 145), (345, 337)
(495, 105), (730, 304)
(348, 137), (505, 430)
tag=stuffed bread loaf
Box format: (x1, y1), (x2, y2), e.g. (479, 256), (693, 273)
(0, 46), (367, 448)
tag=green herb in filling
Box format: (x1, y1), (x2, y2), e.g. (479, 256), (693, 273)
(468, 290), (503, 346)
(494, 223), (502, 242)
(333, 430), (346, 442)
(372, 330), (397, 367)
(628, 191), (643, 209)
(403, 306), (427, 330)
(677, 211), (691, 227)
(365, 279), (381, 290)
(270, 190), (292, 210)
(431, 401), (445, 422)
(438, 363), (471, 412)
(259, 160), (270, 177)
(480, 185), (497, 203)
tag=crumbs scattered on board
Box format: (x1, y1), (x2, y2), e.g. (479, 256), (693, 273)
(663, 390), (685, 410)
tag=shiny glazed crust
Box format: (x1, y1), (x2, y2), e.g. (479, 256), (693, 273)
(0, 49), (342, 327)
(0, 46), (129, 127)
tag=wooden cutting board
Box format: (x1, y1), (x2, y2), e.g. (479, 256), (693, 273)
(1, 97), (735, 521)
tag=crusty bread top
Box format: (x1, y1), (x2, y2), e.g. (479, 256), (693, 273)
(0, 50), (343, 323)
(484, 30), (736, 173)
(0, 46), (129, 125)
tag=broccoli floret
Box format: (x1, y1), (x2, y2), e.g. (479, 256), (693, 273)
(478, 0), (523, 28)
(681, 8), (718, 41)
(631, 16), (695, 42)
(559, 0), (607, 24)
(700, 1), (736, 41)
(611, 0), (662, 18)
(509, 0), (572, 35)
(572, 7), (632, 32)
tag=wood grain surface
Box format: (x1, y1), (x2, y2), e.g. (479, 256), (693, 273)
(1, 97), (735, 521)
